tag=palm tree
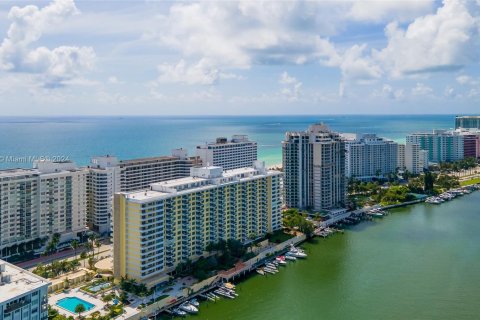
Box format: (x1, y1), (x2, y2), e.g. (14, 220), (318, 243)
(75, 304), (86, 319)
(95, 239), (101, 259)
(71, 240), (79, 260)
(86, 241), (94, 260)
(80, 251), (87, 268)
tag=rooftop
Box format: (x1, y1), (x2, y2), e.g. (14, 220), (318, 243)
(0, 260), (50, 304)
(123, 165), (281, 203)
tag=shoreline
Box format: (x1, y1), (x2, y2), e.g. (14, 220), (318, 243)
(145, 184), (480, 319)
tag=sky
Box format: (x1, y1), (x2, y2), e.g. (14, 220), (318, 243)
(0, 0), (480, 116)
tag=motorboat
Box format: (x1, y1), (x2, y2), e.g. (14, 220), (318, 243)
(284, 255), (297, 261)
(256, 268), (265, 275)
(214, 289), (235, 299)
(179, 302), (198, 314)
(287, 251), (307, 258)
(189, 299), (199, 307)
(173, 308), (187, 317)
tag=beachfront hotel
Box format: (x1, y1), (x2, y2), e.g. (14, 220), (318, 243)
(455, 115), (480, 129)
(0, 161), (88, 259)
(113, 161), (282, 287)
(406, 130), (464, 163)
(343, 133), (398, 180)
(0, 259), (50, 320)
(196, 135), (257, 170)
(87, 149), (199, 234)
(282, 123), (346, 211)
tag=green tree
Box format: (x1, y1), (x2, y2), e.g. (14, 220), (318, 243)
(71, 239), (79, 260)
(74, 304), (86, 318)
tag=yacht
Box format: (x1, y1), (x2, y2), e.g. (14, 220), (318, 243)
(189, 299), (199, 307)
(179, 302), (198, 314)
(284, 254), (297, 261)
(173, 308), (187, 317)
(256, 268), (265, 275)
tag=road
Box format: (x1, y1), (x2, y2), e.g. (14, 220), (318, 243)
(15, 243), (112, 270)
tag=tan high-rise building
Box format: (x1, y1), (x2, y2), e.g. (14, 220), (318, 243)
(282, 124), (346, 211)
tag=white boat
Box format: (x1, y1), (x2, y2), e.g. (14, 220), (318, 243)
(173, 308), (187, 317)
(179, 302), (198, 314)
(214, 289), (235, 299)
(263, 267), (277, 274)
(275, 258), (287, 265)
(256, 268), (265, 275)
(266, 263), (277, 269)
(287, 250), (307, 258)
(189, 299), (199, 307)
(284, 255), (297, 261)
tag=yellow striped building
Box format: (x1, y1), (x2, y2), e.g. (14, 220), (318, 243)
(113, 161), (282, 287)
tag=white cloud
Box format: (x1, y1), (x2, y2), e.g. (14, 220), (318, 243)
(444, 85), (457, 98)
(0, 0), (95, 87)
(373, 0), (480, 77)
(456, 74), (479, 85)
(154, 59), (219, 85)
(339, 44), (382, 83)
(348, 0), (435, 23)
(279, 71), (302, 101)
(153, 1), (340, 71)
(372, 84), (404, 100)
(411, 82), (434, 95)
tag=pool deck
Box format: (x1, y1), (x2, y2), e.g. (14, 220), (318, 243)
(50, 287), (106, 317)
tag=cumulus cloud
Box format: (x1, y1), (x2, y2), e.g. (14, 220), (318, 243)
(348, 0), (435, 23)
(153, 1), (340, 70)
(0, 0), (95, 87)
(279, 71), (302, 101)
(456, 74), (479, 85)
(373, 0), (480, 77)
(411, 82), (434, 96)
(372, 84), (404, 100)
(338, 44), (382, 83)
(154, 59), (219, 85)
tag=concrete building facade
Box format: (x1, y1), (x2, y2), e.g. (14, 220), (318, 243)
(344, 134), (398, 180)
(196, 135), (257, 170)
(0, 161), (88, 258)
(282, 124), (346, 211)
(113, 162), (282, 287)
(0, 260), (50, 320)
(406, 130), (464, 163)
(455, 116), (480, 129)
(87, 150), (199, 234)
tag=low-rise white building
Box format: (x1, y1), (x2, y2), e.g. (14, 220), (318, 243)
(196, 135), (257, 170)
(0, 259), (50, 320)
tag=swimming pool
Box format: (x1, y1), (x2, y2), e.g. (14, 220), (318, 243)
(56, 297), (95, 314)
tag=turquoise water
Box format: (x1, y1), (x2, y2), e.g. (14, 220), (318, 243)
(56, 297), (95, 313)
(0, 115), (457, 169)
(194, 192), (480, 320)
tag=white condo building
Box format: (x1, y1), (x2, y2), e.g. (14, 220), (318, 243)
(0, 161), (88, 258)
(344, 134), (398, 180)
(0, 260), (50, 320)
(406, 130), (464, 163)
(196, 135), (257, 170)
(404, 143), (429, 175)
(282, 124), (346, 211)
(87, 149), (199, 234)
(113, 161), (282, 287)
(397, 144), (406, 171)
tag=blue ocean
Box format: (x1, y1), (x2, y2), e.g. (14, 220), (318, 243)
(0, 115), (458, 169)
